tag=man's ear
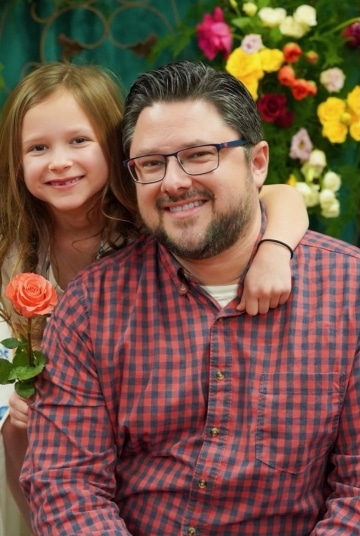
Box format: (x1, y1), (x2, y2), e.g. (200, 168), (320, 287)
(250, 141), (269, 189)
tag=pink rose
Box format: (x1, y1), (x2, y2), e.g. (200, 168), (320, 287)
(5, 272), (58, 318)
(320, 68), (345, 93)
(196, 7), (233, 60)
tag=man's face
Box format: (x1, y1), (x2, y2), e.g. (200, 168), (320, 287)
(130, 100), (268, 260)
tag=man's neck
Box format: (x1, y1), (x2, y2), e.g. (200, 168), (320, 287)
(174, 224), (260, 286)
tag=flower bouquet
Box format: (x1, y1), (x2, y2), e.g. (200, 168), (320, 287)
(151, 0), (360, 240)
(0, 273), (57, 398)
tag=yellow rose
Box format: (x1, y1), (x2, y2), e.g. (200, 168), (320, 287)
(347, 86), (360, 116)
(286, 174), (297, 186)
(240, 77), (260, 100)
(317, 97), (345, 123)
(226, 48), (264, 99)
(322, 121), (348, 143)
(258, 48), (284, 72)
(349, 117), (360, 141)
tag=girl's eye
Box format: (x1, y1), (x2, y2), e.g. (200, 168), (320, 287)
(30, 144), (46, 152)
(72, 137), (88, 145)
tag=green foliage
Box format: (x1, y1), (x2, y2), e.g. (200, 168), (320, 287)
(0, 334), (46, 398)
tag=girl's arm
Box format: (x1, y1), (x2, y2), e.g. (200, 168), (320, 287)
(238, 184), (308, 315)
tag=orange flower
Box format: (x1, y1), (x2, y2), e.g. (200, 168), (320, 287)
(306, 50), (319, 63)
(283, 42), (302, 63)
(291, 79), (317, 100)
(5, 273), (58, 318)
(305, 80), (317, 96)
(278, 65), (296, 86)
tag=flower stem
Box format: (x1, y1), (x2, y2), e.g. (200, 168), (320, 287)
(27, 318), (34, 367)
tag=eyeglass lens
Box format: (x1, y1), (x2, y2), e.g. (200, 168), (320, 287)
(128, 145), (220, 183)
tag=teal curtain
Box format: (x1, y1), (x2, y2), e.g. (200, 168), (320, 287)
(0, 0), (196, 106)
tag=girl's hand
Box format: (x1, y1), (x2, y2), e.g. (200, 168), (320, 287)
(238, 241), (292, 315)
(9, 391), (30, 429)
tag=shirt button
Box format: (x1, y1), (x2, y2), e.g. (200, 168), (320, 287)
(198, 479), (207, 489)
(210, 427), (219, 437)
(188, 528), (196, 535)
(216, 371), (225, 380)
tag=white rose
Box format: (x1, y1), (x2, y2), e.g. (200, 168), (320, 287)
(242, 2), (257, 16)
(258, 7), (287, 27)
(293, 5), (317, 27)
(322, 171), (341, 192)
(319, 190), (340, 218)
(279, 16), (309, 38)
(319, 188), (336, 206)
(321, 202), (340, 218)
(295, 182), (320, 208)
(308, 149), (327, 174)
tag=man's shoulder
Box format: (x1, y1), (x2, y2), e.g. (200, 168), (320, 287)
(85, 234), (157, 278)
(300, 230), (360, 261)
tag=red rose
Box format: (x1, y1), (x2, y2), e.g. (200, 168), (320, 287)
(5, 273), (58, 318)
(257, 93), (288, 122)
(275, 110), (295, 128)
(342, 21), (360, 48)
(196, 7), (233, 60)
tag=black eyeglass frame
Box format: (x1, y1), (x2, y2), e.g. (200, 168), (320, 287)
(123, 138), (249, 184)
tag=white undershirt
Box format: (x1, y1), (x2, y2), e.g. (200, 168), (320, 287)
(201, 283), (238, 307)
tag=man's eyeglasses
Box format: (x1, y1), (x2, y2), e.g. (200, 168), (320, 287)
(123, 139), (249, 184)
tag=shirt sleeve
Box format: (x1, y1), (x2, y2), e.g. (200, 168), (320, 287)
(20, 283), (133, 536)
(311, 345), (360, 535)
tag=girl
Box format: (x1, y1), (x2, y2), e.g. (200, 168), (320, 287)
(0, 62), (308, 532)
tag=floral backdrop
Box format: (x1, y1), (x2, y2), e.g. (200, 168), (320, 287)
(152, 0), (360, 241)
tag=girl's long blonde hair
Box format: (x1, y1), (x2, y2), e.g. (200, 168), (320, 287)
(0, 61), (139, 324)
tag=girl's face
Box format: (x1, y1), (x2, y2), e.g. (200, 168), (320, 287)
(21, 89), (109, 220)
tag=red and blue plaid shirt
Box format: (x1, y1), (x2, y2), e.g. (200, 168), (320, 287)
(21, 227), (360, 536)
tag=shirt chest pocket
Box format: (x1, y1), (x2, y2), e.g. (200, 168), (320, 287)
(255, 371), (345, 474)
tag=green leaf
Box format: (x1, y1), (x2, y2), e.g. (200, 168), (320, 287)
(13, 349), (31, 367)
(15, 380), (35, 399)
(10, 362), (45, 381)
(33, 351), (46, 367)
(231, 16), (253, 31)
(0, 358), (14, 383)
(0, 337), (20, 349)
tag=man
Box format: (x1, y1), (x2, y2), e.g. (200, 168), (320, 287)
(21, 61), (360, 535)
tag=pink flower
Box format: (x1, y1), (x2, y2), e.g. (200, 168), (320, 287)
(241, 34), (263, 53)
(196, 7), (233, 60)
(320, 68), (345, 93)
(290, 128), (313, 161)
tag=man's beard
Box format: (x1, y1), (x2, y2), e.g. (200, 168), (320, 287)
(144, 186), (255, 260)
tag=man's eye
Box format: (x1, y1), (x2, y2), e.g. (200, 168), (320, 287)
(140, 158), (164, 169)
(188, 149), (215, 160)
